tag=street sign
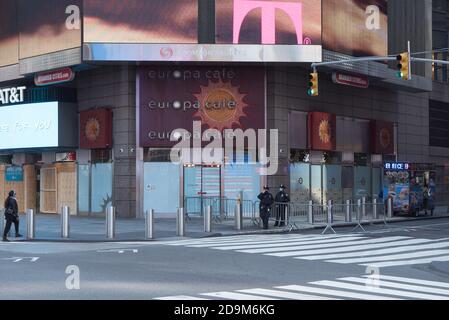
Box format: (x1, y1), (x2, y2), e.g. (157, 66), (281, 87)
(332, 72), (369, 88)
(5, 166), (23, 182)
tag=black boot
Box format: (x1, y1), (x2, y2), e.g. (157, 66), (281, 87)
(2, 237), (9, 242)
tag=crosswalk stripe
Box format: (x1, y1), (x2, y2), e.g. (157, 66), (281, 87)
(360, 255), (449, 268)
(339, 277), (449, 297)
(300, 239), (449, 260)
(268, 238), (433, 258)
(276, 285), (400, 300)
(233, 236), (408, 253)
(314, 280), (449, 300)
(200, 292), (279, 300)
(363, 275), (449, 289)
(188, 235), (365, 248)
(167, 234), (356, 246)
(154, 295), (210, 300)
(328, 249), (449, 264)
(237, 288), (340, 300)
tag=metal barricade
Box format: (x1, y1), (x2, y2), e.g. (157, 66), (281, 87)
(322, 200), (336, 234)
(285, 202), (309, 231)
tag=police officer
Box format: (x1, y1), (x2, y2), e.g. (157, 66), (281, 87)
(258, 186), (274, 230)
(274, 185), (290, 227)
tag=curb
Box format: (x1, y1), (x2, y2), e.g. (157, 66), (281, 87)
(5, 215), (449, 243)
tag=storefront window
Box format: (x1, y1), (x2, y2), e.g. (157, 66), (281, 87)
(372, 167), (382, 200)
(91, 163), (113, 213)
(290, 163), (310, 203)
(354, 166), (372, 201)
(311, 165), (323, 204)
(324, 164), (342, 204)
(144, 162), (180, 215)
(77, 164), (89, 213)
(224, 162), (260, 202)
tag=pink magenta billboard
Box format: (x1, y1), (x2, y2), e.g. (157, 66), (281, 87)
(138, 67), (265, 148)
(216, 0), (322, 45)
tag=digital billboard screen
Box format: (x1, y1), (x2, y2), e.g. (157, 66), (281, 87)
(84, 0), (198, 44)
(216, 0), (322, 45)
(0, 0), (19, 67)
(17, 0), (82, 59)
(0, 102), (59, 150)
(323, 0), (388, 57)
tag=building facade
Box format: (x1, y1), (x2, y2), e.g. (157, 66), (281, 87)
(0, 0), (445, 218)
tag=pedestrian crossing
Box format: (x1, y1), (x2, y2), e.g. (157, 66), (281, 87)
(162, 233), (449, 268)
(154, 275), (449, 300)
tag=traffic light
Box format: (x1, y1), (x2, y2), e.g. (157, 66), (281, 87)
(308, 72), (319, 96)
(396, 52), (410, 80)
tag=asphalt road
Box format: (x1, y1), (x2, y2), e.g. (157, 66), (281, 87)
(0, 218), (448, 300)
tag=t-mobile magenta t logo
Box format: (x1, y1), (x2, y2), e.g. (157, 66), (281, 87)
(233, 0), (303, 44)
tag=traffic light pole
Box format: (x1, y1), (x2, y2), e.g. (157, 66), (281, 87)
(311, 56), (398, 70)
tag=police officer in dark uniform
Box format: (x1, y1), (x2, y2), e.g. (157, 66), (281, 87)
(274, 185), (290, 227)
(258, 186), (274, 230)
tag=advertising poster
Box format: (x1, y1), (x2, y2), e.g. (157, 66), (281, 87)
(384, 170), (410, 213)
(216, 0), (322, 45)
(0, 0), (18, 67)
(18, 0), (82, 59)
(84, 0), (198, 44)
(138, 66), (265, 148)
(323, 0), (388, 57)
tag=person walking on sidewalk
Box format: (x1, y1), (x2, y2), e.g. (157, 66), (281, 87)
(3, 190), (22, 242)
(274, 185), (290, 227)
(258, 186), (274, 230)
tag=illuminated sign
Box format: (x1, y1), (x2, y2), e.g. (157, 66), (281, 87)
(384, 162), (409, 171)
(233, 0), (304, 44)
(0, 86), (26, 105)
(0, 101), (59, 150)
(332, 73), (369, 88)
(35, 68), (75, 86)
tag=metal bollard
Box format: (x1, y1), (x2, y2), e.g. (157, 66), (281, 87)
(235, 203), (242, 230)
(145, 209), (154, 240)
(388, 198), (393, 218)
(373, 198), (378, 220)
(308, 200), (314, 224)
(61, 206), (70, 239)
(106, 206), (116, 239)
(177, 208), (185, 237)
(204, 205), (212, 233)
(327, 200), (333, 224)
(345, 200), (352, 222)
(362, 197), (366, 217)
(235, 201), (243, 230)
(284, 205), (289, 226)
(26, 209), (35, 240)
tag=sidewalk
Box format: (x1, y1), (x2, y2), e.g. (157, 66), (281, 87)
(3, 206), (449, 242)
(3, 214), (267, 242)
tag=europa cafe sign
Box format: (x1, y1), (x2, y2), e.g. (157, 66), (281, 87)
(0, 86), (26, 105)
